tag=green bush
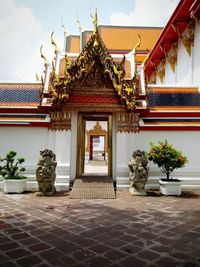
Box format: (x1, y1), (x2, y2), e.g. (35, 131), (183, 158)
(0, 151), (26, 180)
(147, 140), (188, 180)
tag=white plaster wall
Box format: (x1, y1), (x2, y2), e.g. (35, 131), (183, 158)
(116, 131), (200, 189)
(156, 24), (200, 86)
(193, 21), (200, 87)
(0, 127), (70, 191)
(156, 73), (162, 85)
(164, 61), (176, 85)
(0, 127), (49, 165)
(70, 112), (78, 181)
(176, 38), (193, 85)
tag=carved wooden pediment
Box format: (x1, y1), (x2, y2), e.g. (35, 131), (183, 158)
(79, 59), (113, 89)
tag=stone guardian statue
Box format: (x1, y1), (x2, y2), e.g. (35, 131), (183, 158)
(128, 150), (149, 196)
(35, 149), (57, 196)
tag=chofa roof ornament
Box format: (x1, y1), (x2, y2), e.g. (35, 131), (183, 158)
(91, 8), (98, 34)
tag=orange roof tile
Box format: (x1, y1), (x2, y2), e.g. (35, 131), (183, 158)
(98, 26), (162, 52)
(150, 106), (200, 111)
(0, 102), (39, 107)
(0, 83), (43, 90)
(59, 57), (77, 76)
(147, 87), (199, 94)
(112, 58), (131, 79)
(66, 35), (80, 53)
(67, 26), (163, 54)
(0, 83), (41, 107)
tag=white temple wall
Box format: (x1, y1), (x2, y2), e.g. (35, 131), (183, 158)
(155, 23), (200, 87)
(193, 21), (200, 87)
(116, 131), (200, 189)
(164, 61), (176, 85)
(156, 73), (162, 84)
(0, 127), (70, 191)
(176, 37), (193, 85)
(70, 112), (78, 182)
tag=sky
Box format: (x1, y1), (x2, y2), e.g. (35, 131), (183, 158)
(0, 0), (179, 82)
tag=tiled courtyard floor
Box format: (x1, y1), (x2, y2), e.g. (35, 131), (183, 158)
(0, 189), (200, 267)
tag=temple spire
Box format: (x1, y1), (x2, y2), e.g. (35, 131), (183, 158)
(91, 8), (98, 34)
(51, 31), (59, 54)
(77, 16), (83, 52)
(61, 18), (67, 53)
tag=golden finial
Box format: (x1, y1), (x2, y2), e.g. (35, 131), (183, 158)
(36, 72), (40, 81)
(130, 34), (141, 55)
(40, 45), (47, 65)
(51, 31), (58, 53)
(133, 34), (141, 51)
(77, 16), (82, 34)
(90, 8), (98, 34)
(61, 17), (67, 37)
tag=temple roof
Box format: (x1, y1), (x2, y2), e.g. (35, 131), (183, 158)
(66, 25), (163, 56)
(141, 118), (200, 126)
(147, 86), (200, 111)
(0, 83), (42, 107)
(49, 29), (140, 112)
(144, 0), (196, 77)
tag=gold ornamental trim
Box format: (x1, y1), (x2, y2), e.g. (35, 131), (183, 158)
(50, 111), (71, 131)
(116, 112), (140, 133)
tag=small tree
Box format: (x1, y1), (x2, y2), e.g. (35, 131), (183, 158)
(147, 140), (188, 180)
(0, 151), (26, 180)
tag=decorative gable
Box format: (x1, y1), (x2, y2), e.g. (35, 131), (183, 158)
(44, 14), (141, 131)
(48, 29), (140, 113)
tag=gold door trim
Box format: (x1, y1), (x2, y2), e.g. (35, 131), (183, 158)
(76, 113), (112, 177)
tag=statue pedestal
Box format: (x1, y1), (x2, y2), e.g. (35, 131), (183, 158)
(129, 187), (147, 196)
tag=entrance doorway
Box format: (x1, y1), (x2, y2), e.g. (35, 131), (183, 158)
(76, 113), (112, 177)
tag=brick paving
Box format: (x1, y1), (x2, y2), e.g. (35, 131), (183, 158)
(0, 189), (200, 267)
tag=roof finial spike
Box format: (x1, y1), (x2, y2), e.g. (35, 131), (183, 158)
(52, 60), (55, 72)
(61, 17), (67, 53)
(90, 8), (98, 34)
(36, 72), (40, 81)
(77, 15), (83, 34)
(51, 31), (59, 54)
(77, 15), (83, 52)
(61, 17), (67, 37)
(40, 45), (47, 66)
(130, 34), (141, 55)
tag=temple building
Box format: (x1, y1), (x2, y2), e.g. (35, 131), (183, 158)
(0, 0), (200, 191)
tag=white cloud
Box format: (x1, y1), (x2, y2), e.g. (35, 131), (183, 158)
(110, 0), (179, 27)
(110, 10), (134, 26)
(0, 0), (62, 82)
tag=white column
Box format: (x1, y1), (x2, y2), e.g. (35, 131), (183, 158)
(44, 62), (51, 93)
(70, 112), (78, 181)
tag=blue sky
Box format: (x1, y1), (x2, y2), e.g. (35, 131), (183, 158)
(0, 0), (179, 82)
(15, 0), (135, 34)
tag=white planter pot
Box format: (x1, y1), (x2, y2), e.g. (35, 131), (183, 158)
(159, 179), (182, 196)
(4, 179), (27, 193)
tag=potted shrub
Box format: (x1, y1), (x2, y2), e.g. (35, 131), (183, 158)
(0, 151), (27, 193)
(147, 140), (188, 196)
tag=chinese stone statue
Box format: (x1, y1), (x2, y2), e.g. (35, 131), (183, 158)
(35, 149), (57, 196)
(128, 150), (149, 196)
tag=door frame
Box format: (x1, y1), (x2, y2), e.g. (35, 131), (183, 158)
(76, 113), (112, 177)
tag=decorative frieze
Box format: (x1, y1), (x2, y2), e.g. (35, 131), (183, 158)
(50, 111), (71, 131)
(116, 112), (140, 133)
(157, 59), (166, 84)
(166, 42), (178, 73)
(179, 20), (195, 57)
